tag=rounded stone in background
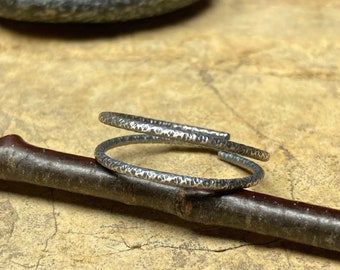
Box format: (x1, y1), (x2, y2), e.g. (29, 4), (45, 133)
(0, 0), (199, 23)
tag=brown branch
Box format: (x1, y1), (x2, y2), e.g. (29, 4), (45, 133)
(0, 134), (339, 252)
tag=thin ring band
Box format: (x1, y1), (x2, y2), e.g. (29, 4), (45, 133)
(95, 134), (264, 191)
(99, 112), (270, 161)
(99, 112), (231, 140)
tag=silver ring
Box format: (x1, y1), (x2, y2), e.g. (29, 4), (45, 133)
(98, 112), (270, 161)
(95, 134), (264, 191)
(95, 112), (269, 191)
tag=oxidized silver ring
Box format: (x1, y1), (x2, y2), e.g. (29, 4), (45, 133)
(95, 135), (264, 191)
(95, 112), (269, 191)
(98, 112), (270, 161)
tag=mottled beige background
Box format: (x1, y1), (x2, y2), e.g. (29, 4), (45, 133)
(0, 0), (339, 269)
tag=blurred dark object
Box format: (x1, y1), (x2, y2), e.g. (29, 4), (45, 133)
(0, 0), (199, 23)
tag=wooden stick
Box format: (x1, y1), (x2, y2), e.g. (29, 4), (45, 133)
(0, 134), (339, 252)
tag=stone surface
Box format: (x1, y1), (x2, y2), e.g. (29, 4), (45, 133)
(0, 0), (339, 269)
(0, 0), (199, 22)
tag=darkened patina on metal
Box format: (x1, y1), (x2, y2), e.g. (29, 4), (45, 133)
(0, 134), (339, 252)
(0, 0), (199, 22)
(95, 112), (269, 191)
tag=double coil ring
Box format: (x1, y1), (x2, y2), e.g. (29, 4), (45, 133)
(95, 112), (269, 191)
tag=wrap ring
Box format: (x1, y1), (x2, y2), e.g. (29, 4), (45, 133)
(98, 112), (270, 161)
(95, 112), (269, 191)
(95, 135), (264, 191)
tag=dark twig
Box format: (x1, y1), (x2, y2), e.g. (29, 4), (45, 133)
(0, 134), (339, 252)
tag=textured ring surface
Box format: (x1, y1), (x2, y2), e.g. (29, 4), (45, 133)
(95, 134), (264, 191)
(99, 112), (270, 161)
(95, 112), (269, 191)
